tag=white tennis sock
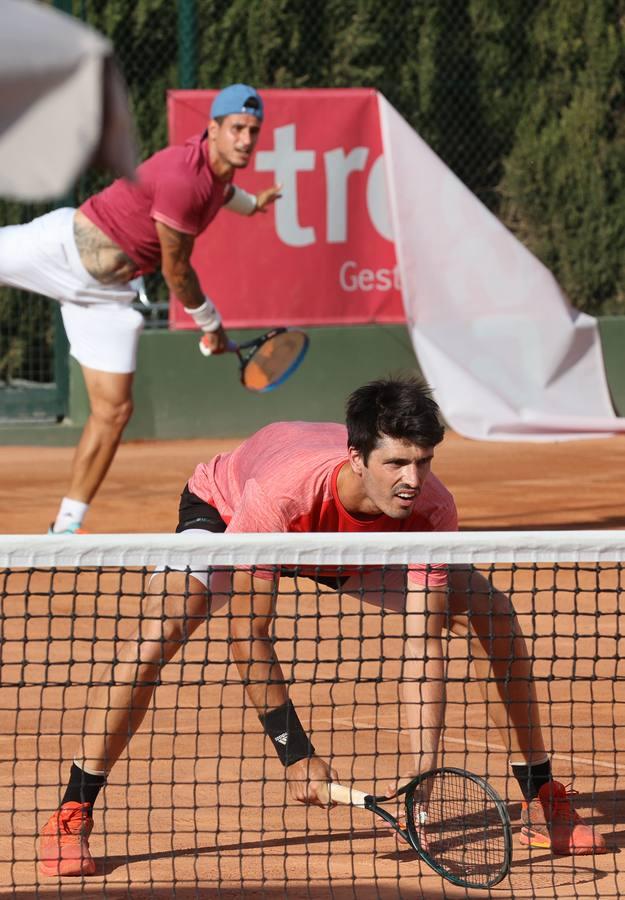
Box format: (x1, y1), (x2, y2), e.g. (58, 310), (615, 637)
(53, 497), (89, 532)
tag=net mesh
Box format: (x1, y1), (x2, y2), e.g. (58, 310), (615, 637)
(0, 531), (623, 899)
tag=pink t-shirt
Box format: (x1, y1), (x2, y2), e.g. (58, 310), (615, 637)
(188, 421), (458, 587)
(80, 133), (227, 276)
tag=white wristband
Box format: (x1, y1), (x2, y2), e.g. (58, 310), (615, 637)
(224, 185), (257, 216)
(184, 298), (222, 332)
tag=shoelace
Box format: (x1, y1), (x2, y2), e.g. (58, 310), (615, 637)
(520, 798), (548, 834)
(50, 809), (91, 843)
(549, 784), (582, 823)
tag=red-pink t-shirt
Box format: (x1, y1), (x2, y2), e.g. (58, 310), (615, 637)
(80, 132), (227, 276)
(187, 421), (458, 587)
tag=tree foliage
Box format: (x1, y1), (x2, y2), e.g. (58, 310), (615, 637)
(92, 0), (625, 314)
(3, 0), (625, 322)
(499, 0), (625, 313)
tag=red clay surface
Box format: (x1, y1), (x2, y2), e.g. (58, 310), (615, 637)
(1, 432), (624, 899)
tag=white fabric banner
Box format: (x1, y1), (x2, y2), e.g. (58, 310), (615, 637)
(378, 94), (625, 441)
(0, 0), (135, 201)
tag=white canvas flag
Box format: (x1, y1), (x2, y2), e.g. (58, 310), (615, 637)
(0, 0), (136, 201)
(378, 94), (625, 441)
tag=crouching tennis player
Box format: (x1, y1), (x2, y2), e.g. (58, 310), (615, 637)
(38, 377), (606, 875)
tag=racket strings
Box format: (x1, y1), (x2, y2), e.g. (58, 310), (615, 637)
(411, 772), (508, 879)
(243, 331), (308, 390)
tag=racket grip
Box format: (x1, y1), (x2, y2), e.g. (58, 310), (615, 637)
(329, 783), (368, 808)
(199, 336), (238, 356)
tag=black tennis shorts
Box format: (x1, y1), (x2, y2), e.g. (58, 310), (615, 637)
(176, 485), (348, 590)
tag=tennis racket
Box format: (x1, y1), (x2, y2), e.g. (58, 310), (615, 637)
(200, 327), (309, 392)
(329, 767), (512, 890)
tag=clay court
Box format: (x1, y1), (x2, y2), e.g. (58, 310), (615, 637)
(1, 432), (624, 899)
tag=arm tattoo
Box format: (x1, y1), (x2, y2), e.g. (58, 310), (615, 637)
(168, 266), (202, 303)
(157, 224), (204, 307)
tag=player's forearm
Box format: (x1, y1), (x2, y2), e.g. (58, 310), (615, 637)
(402, 638), (446, 769)
(224, 183), (282, 216)
(161, 261), (205, 309)
(230, 635), (289, 713)
(403, 590), (447, 767)
(232, 638), (316, 771)
(231, 636), (318, 767)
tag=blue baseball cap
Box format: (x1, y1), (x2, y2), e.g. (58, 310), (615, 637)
(210, 84), (264, 121)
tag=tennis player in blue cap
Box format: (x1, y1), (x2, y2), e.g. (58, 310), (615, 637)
(0, 83), (281, 539)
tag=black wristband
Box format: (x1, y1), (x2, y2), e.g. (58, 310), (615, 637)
(258, 699), (316, 767)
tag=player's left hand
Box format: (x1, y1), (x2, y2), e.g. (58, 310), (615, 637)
(254, 183), (282, 213)
(199, 324), (229, 356)
(384, 761), (436, 799)
(286, 755), (338, 807)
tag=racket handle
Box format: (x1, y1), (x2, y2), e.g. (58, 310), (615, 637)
(329, 783), (368, 808)
(199, 336), (238, 356)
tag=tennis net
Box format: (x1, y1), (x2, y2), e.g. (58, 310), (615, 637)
(0, 531), (623, 899)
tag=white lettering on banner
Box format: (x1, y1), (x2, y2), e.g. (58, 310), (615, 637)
(255, 124), (316, 247)
(367, 155), (393, 241)
(324, 147), (369, 243)
(255, 124), (394, 247)
(339, 261), (401, 293)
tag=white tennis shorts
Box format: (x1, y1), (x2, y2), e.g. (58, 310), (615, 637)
(0, 207), (144, 373)
(152, 529), (409, 615)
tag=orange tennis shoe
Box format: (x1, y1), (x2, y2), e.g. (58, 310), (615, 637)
(520, 795), (551, 849)
(47, 523), (88, 535)
(38, 802), (96, 877)
(520, 781), (607, 855)
(384, 812), (430, 853)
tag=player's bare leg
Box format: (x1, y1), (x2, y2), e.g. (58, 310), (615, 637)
(447, 567), (606, 855)
(447, 567), (546, 762)
(38, 572), (210, 876)
(80, 572), (210, 770)
(65, 366), (134, 504)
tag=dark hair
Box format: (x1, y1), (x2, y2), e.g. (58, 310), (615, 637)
(345, 376), (445, 463)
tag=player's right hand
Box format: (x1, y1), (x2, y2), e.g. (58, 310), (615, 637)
(199, 325), (229, 356)
(286, 755), (338, 807)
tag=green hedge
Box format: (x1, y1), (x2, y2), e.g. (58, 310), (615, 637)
(33, 4), (625, 313)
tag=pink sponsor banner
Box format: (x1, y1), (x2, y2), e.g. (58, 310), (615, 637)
(167, 88), (404, 328)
